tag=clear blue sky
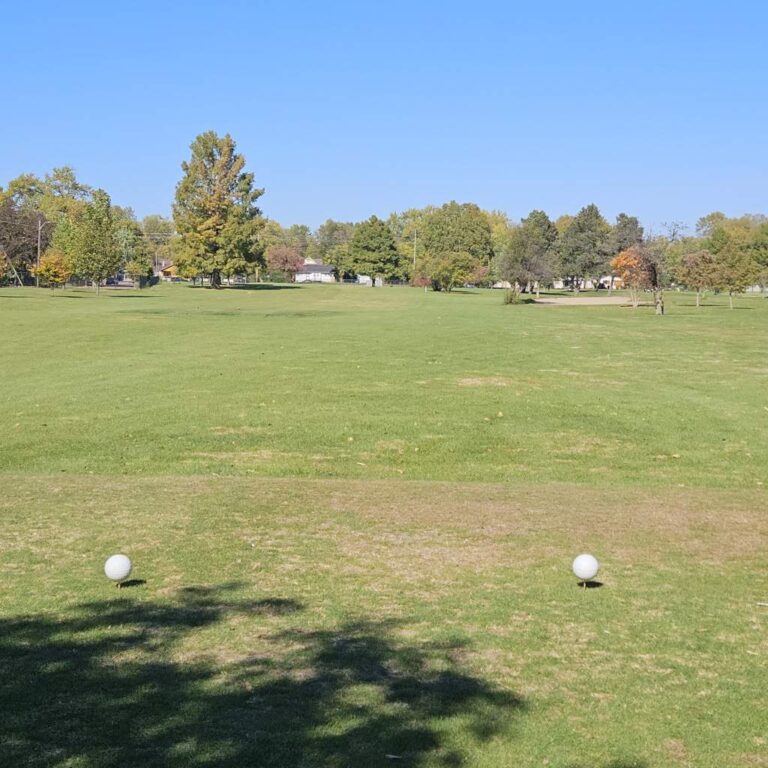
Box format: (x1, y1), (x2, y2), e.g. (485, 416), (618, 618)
(3, 1), (766, 231)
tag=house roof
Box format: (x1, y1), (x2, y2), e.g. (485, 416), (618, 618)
(297, 263), (334, 274)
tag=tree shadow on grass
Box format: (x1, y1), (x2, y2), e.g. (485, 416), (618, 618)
(677, 303), (754, 310)
(0, 584), (523, 767)
(106, 294), (161, 298)
(226, 283), (303, 291)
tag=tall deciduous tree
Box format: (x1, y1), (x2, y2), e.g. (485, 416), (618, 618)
(348, 216), (400, 285)
(173, 132), (264, 287)
(751, 222), (768, 293)
(422, 202), (493, 266)
(675, 250), (715, 307)
(70, 190), (121, 293)
(0, 197), (50, 282)
(314, 219), (356, 261)
(696, 211), (728, 237)
(708, 228), (759, 308)
(2, 166), (93, 284)
(557, 204), (611, 291)
(326, 242), (355, 280)
(141, 214), (175, 271)
(386, 208), (433, 283)
(117, 220), (153, 286)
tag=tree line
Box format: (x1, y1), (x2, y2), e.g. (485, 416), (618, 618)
(0, 167), (174, 292)
(2, 130), (766, 308)
(259, 200), (767, 312)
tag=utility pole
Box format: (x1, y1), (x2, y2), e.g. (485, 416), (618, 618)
(36, 215), (43, 288)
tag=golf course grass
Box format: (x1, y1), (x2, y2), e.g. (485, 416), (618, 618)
(1, 283), (766, 767)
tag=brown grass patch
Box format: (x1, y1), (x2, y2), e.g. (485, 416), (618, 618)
(376, 439), (407, 454)
(209, 426), (263, 436)
(458, 376), (513, 387)
(185, 450), (295, 465)
(321, 480), (768, 566)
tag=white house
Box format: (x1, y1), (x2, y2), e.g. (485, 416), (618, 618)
(295, 260), (336, 283)
(356, 275), (383, 287)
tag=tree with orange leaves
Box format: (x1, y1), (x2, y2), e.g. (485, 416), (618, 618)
(610, 246), (650, 308)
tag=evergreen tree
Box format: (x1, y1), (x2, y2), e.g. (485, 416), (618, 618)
(557, 204), (611, 290)
(515, 209), (559, 290)
(610, 213), (644, 254)
(348, 216), (400, 285)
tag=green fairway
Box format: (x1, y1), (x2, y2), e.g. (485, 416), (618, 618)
(1, 284), (767, 488)
(1, 284), (767, 767)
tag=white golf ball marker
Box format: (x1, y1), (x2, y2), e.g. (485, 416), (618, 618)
(104, 554), (132, 583)
(572, 553), (599, 582)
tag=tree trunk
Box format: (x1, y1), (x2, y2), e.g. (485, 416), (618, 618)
(729, 291), (734, 309)
(608, 275), (614, 296)
(95, 280), (100, 295)
(535, 281), (540, 299)
(654, 288), (664, 315)
(696, 289), (700, 308)
(210, 270), (222, 289)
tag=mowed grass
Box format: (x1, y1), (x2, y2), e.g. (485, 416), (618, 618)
(1, 478), (766, 767)
(1, 284), (767, 767)
(1, 283), (767, 487)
